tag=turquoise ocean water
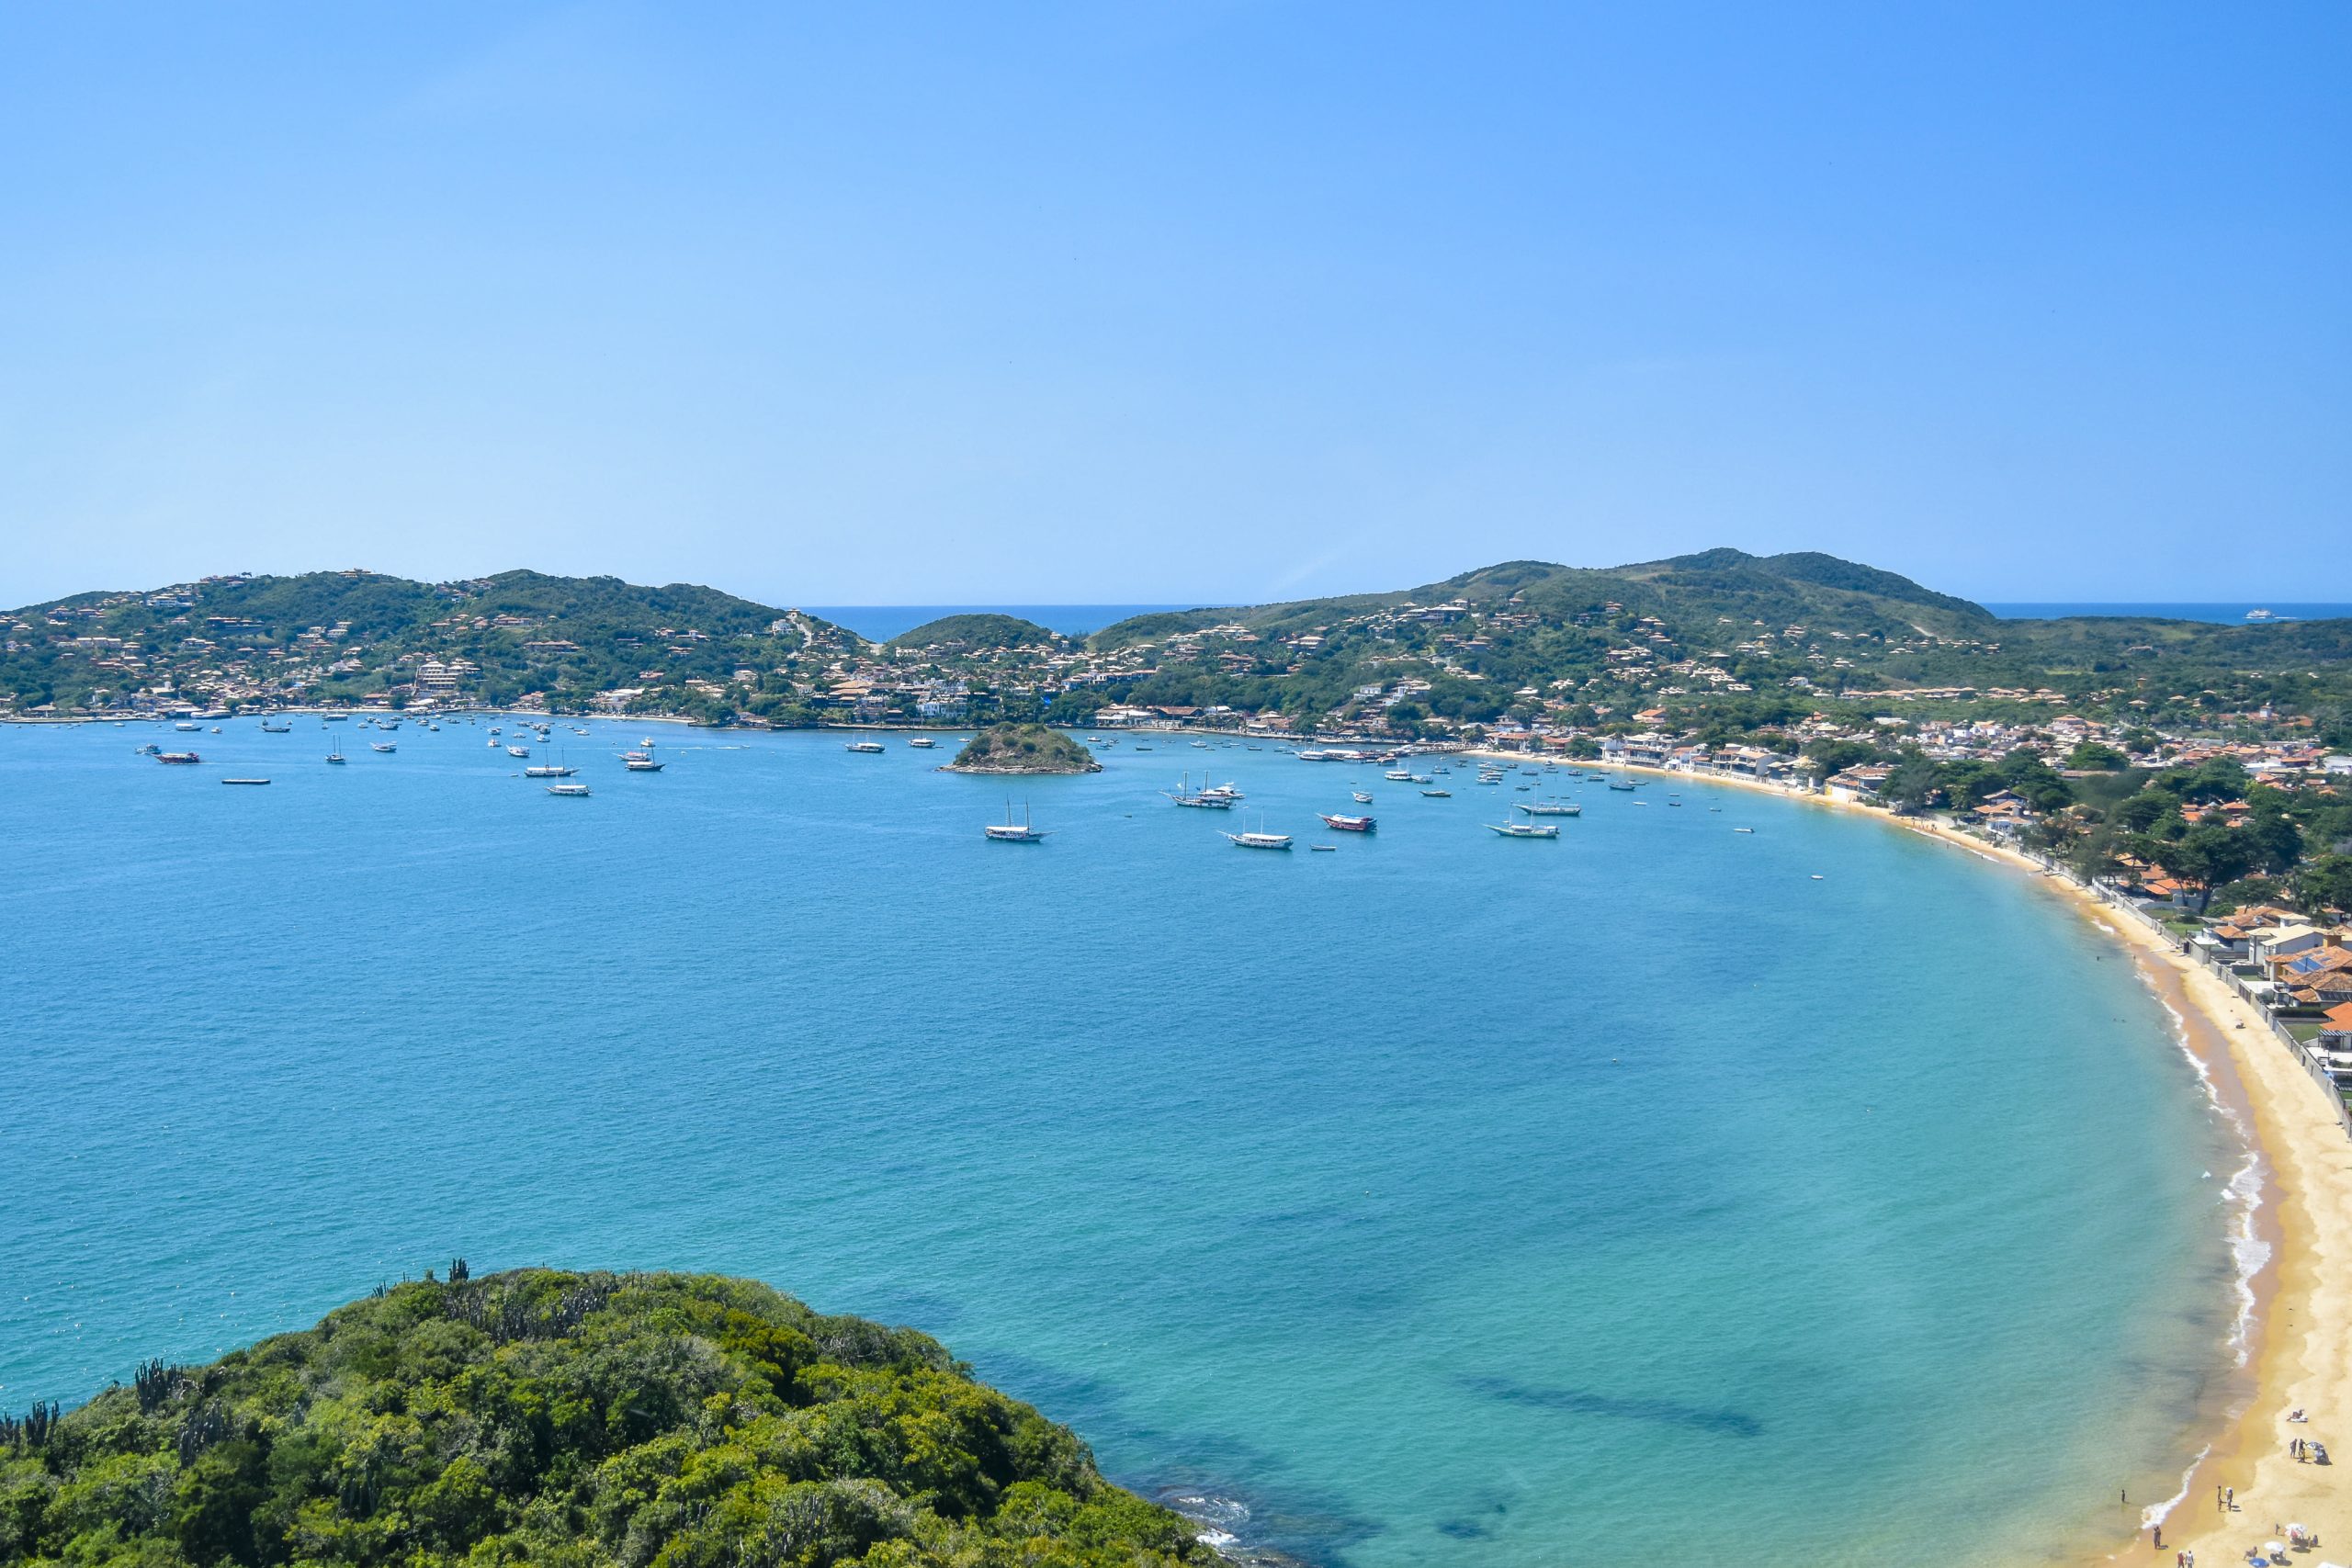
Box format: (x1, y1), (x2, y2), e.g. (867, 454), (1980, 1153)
(0, 721), (2248, 1566)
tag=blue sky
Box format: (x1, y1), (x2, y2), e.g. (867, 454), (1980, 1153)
(1, 2), (2345, 608)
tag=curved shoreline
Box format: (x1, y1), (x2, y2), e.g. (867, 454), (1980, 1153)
(1508, 753), (2343, 1565)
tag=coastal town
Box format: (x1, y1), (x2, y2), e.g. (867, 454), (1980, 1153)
(11, 559), (2349, 941)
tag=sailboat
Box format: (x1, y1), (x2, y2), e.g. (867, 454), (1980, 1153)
(1485, 820), (1560, 839)
(984, 801), (1049, 842)
(525, 750), (577, 778)
(1515, 800), (1581, 817)
(325, 743), (346, 764)
(1165, 772), (1234, 809)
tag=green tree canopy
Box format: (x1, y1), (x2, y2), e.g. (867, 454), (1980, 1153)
(0, 1270), (1203, 1568)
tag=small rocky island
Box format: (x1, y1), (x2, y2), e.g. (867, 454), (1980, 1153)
(946, 722), (1102, 774)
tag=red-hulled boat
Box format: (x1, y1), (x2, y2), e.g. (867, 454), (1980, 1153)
(1317, 812), (1375, 832)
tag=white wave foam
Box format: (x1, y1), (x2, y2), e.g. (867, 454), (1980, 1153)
(2140, 1441), (2211, 1530)
(2143, 975), (2269, 1366)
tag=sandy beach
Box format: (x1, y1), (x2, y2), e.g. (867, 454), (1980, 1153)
(1485, 750), (2351, 1565)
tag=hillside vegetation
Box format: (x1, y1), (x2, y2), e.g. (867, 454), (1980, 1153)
(886, 615), (1061, 652)
(7, 550), (2346, 740)
(0, 1269), (1202, 1568)
(946, 724), (1100, 774)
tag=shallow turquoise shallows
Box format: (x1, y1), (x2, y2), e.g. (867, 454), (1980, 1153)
(0, 722), (2243, 1566)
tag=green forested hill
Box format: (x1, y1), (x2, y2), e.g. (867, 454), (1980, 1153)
(887, 615), (1062, 652)
(1, 571), (867, 720)
(6, 553), (2346, 737)
(0, 1269), (1203, 1568)
(1088, 548), (1998, 650)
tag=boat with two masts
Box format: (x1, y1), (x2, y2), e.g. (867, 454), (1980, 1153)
(1486, 820), (1559, 838)
(984, 802), (1050, 842)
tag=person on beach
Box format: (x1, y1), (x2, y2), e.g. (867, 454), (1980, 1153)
(2225, 1486), (2234, 1510)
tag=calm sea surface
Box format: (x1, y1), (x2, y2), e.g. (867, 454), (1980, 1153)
(1, 721), (2245, 1567)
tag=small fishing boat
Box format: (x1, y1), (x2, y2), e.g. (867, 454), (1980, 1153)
(1486, 821), (1559, 839)
(371, 741), (397, 753)
(1317, 812), (1375, 832)
(507, 745), (530, 758)
(258, 720), (292, 733)
(845, 741), (886, 753)
(546, 782), (592, 797)
(1607, 778), (1637, 792)
(1310, 843), (1338, 852)
(134, 742), (161, 755)
(220, 777), (271, 785)
(487, 738), (502, 748)
(1734, 827), (1756, 833)
(1419, 787), (1451, 798)
(1351, 790), (1374, 804)
(984, 801), (1049, 842)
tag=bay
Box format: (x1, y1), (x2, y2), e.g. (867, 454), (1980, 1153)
(0, 720), (2242, 1566)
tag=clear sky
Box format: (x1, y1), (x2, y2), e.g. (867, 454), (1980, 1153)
(2, 3), (2346, 610)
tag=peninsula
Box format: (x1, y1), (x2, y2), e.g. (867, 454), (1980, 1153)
(0, 1269), (1204, 1568)
(945, 722), (1102, 774)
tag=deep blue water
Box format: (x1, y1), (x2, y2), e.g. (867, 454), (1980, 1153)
(800, 604), (1191, 639)
(1986, 602), (2352, 624)
(0, 720), (2246, 1566)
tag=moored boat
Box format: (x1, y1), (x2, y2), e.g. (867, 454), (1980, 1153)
(625, 758), (665, 772)
(1317, 812), (1376, 832)
(907, 737), (936, 749)
(220, 777), (271, 785)
(983, 801), (1049, 842)
(157, 751), (200, 764)
(1223, 829), (1293, 851)
(1516, 800), (1581, 817)
(1485, 821), (1559, 838)
(845, 741), (886, 753)
(546, 782), (592, 797)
